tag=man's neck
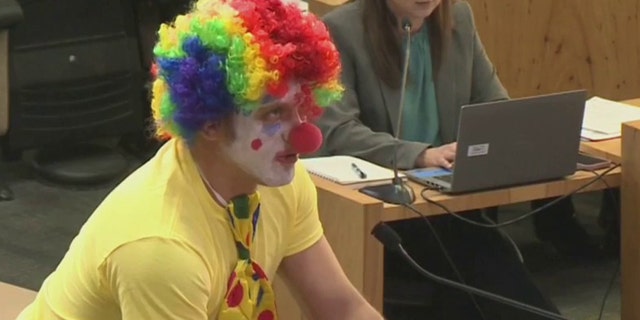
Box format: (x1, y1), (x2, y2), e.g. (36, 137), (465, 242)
(190, 142), (257, 205)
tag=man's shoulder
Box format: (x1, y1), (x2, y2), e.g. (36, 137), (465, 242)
(108, 237), (205, 268)
(87, 142), (198, 250)
(103, 237), (212, 300)
(101, 140), (185, 210)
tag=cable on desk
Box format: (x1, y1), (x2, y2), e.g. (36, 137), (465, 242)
(401, 203), (488, 320)
(418, 164), (621, 319)
(481, 211), (525, 263)
(419, 164), (621, 229)
(373, 221), (569, 320)
(584, 168), (620, 225)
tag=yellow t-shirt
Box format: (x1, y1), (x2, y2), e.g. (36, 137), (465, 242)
(18, 139), (323, 320)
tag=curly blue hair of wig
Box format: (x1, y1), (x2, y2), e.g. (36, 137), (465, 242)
(151, 0), (343, 142)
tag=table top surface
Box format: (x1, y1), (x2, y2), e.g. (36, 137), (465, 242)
(312, 166), (620, 217)
(311, 97), (639, 214)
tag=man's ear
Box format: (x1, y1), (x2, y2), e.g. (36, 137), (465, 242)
(200, 117), (234, 142)
(199, 121), (220, 142)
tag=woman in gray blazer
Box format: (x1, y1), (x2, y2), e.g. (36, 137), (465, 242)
(316, 0), (583, 319)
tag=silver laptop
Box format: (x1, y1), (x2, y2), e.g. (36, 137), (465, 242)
(406, 90), (587, 194)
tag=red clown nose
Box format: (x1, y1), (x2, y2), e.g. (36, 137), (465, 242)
(289, 122), (323, 154)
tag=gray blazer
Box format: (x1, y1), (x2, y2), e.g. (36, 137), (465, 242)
(315, 0), (508, 169)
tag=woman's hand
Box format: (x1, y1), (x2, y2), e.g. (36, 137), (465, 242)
(415, 142), (457, 169)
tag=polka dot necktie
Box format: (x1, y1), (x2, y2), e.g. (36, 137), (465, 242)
(217, 193), (278, 320)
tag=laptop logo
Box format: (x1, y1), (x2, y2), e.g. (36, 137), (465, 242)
(467, 143), (489, 157)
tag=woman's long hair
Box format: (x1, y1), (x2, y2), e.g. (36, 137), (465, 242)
(362, 0), (453, 89)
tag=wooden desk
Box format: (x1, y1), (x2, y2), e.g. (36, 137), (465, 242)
(580, 98), (640, 319)
(620, 113), (640, 319)
(0, 281), (36, 320)
(275, 99), (640, 319)
(275, 167), (620, 318)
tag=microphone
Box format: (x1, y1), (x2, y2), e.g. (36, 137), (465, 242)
(359, 18), (415, 205)
(401, 18), (412, 32)
(371, 222), (568, 320)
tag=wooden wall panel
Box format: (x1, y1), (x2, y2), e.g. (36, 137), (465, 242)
(466, 0), (640, 100)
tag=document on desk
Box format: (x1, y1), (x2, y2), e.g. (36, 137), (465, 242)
(301, 155), (404, 185)
(581, 96), (640, 141)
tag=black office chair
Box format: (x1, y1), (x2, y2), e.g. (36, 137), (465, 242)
(117, 0), (190, 162)
(1, 0), (146, 191)
(0, 0), (22, 201)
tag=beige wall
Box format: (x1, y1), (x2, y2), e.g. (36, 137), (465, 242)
(467, 0), (640, 100)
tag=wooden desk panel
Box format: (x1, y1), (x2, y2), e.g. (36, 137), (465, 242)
(621, 120), (640, 320)
(383, 168), (620, 222)
(309, 167), (619, 221)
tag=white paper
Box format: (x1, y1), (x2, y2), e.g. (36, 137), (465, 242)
(580, 128), (621, 141)
(301, 155), (405, 185)
(581, 96), (640, 140)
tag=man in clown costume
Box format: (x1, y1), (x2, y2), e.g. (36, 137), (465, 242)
(17, 0), (382, 319)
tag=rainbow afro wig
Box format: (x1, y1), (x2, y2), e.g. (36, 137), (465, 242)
(150, 0), (343, 141)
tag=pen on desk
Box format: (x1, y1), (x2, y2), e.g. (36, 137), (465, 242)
(351, 163), (367, 179)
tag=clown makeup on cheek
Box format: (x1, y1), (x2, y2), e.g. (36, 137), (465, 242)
(261, 123), (283, 137)
(250, 139), (263, 151)
(249, 122), (284, 152)
(220, 81), (329, 186)
(222, 102), (298, 187)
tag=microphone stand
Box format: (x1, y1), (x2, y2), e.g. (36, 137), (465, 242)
(371, 222), (568, 320)
(359, 20), (415, 205)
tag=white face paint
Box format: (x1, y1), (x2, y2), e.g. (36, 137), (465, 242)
(222, 87), (303, 187)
